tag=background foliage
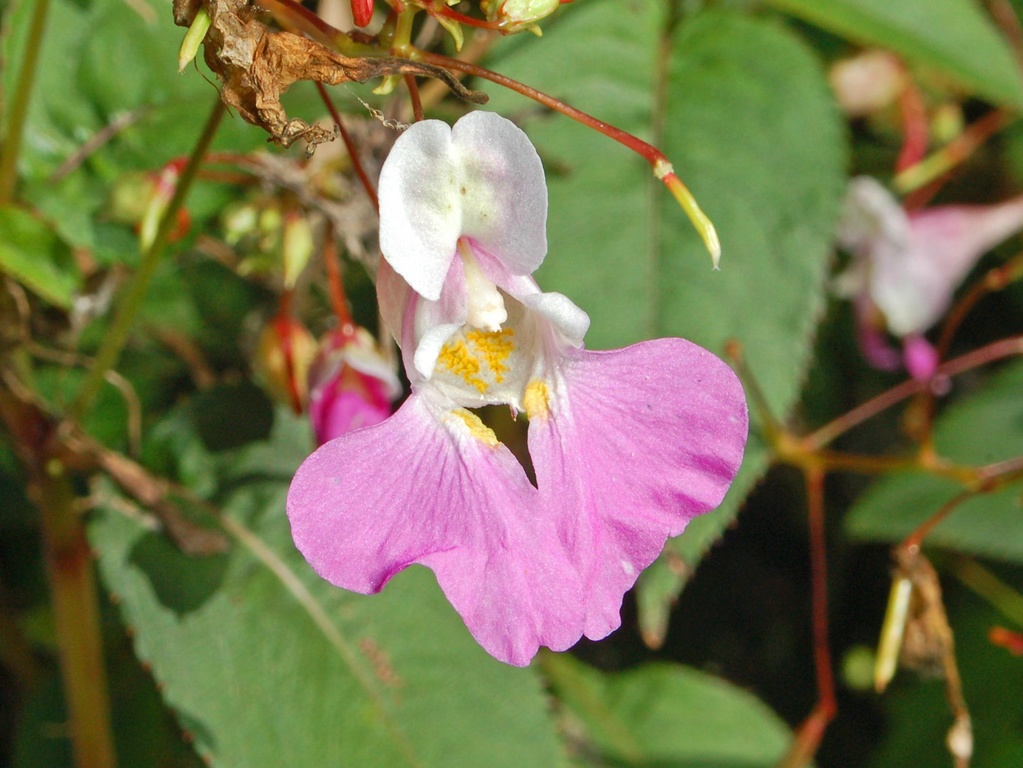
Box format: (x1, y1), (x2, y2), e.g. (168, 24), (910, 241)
(3, 0), (1023, 766)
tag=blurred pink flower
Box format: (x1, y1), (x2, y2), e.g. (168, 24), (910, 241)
(836, 176), (1023, 378)
(307, 326), (401, 445)
(287, 112), (747, 665)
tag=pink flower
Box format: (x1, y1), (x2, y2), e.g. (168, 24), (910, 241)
(287, 112), (748, 666)
(307, 326), (401, 445)
(836, 176), (1023, 377)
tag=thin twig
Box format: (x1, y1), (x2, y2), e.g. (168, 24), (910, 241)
(315, 81), (380, 210)
(49, 109), (148, 182)
(806, 335), (1023, 449)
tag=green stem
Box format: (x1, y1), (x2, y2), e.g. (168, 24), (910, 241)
(67, 98), (226, 423)
(35, 462), (118, 768)
(950, 555), (1023, 627)
(0, 0), (50, 203)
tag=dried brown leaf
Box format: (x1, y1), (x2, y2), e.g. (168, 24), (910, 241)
(180, 0), (486, 149)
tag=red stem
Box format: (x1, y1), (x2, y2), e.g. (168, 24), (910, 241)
(912, 253), (1023, 447)
(807, 335), (1023, 449)
(404, 73), (424, 122)
(807, 467), (837, 717)
(314, 82), (380, 211)
(423, 0), (503, 30)
(901, 490), (975, 553)
(896, 79), (928, 173)
(779, 468), (836, 768)
(322, 230), (356, 332)
(413, 49), (725, 255)
(274, 291), (306, 414)
(413, 49), (669, 170)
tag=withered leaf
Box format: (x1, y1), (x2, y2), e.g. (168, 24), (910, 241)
(178, 0), (486, 149)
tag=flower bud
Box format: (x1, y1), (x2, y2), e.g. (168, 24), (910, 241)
(107, 172), (154, 224)
(282, 212), (315, 289)
(829, 50), (905, 118)
(989, 626), (1023, 655)
(139, 160), (191, 252)
(482, 0), (562, 34)
(308, 326), (401, 444)
(178, 7), (211, 72)
(221, 201), (260, 246)
(350, 0), (374, 27)
(255, 315), (317, 414)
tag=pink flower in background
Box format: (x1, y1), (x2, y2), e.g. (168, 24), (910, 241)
(836, 176), (1023, 378)
(307, 326), (401, 445)
(287, 112), (748, 666)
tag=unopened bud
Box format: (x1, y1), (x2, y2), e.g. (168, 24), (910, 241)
(282, 212), (315, 289)
(107, 172), (154, 224)
(372, 74), (401, 97)
(483, 0), (561, 33)
(256, 315), (317, 414)
(308, 326), (401, 444)
(874, 574), (913, 693)
(989, 626), (1023, 655)
(221, 201), (260, 246)
(178, 7), (212, 72)
(829, 50), (905, 118)
(350, 0), (374, 27)
(138, 160), (191, 252)
(931, 103), (964, 145)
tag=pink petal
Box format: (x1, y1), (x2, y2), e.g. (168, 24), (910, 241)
(376, 259), (413, 349)
(287, 390), (584, 666)
(527, 340), (748, 639)
(378, 112), (548, 300)
(902, 334), (939, 381)
(875, 196), (1023, 335)
(854, 295), (901, 371)
(309, 371), (394, 444)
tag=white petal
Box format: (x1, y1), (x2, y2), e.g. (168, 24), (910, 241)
(378, 112), (548, 300)
(837, 176), (910, 256)
(520, 291), (590, 347)
(451, 112), (548, 276)
(379, 120), (463, 301)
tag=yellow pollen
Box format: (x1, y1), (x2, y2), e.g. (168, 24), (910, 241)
(452, 409), (499, 446)
(465, 328), (515, 383)
(437, 340), (487, 394)
(524, 379), (549, 419)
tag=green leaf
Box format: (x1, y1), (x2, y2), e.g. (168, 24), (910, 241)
(543, 654), (792, 767)
(487, 4), (846, 641)
(0, 205), (79, 308)
(89, 409), (568, 768)
(2, 0), (296, 265)
(846, 361), (1023, 561)
(765, 0), (1023, 109)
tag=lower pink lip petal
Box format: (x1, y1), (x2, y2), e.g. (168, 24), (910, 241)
(288, 391), (585, 666)
(527, 339), (748, 640)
